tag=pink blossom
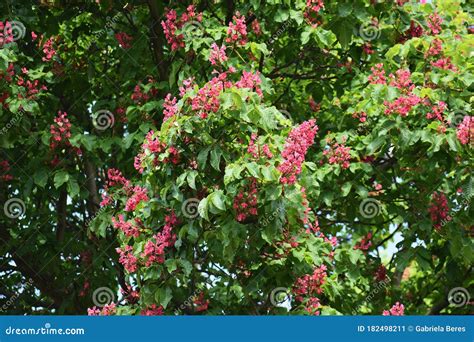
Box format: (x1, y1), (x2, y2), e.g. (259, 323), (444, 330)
(354, 232), (373, 251)
(428, 192), (450, 231)
(233, 178), (258, 222)
(426, 101), (447, 121)
(125, 186), (149, 211)
(112, 214), (140, 238)
(384, 94), (424, 116)
(141, 304), (164, 316)
(294, 265), (327, 302)
(383, 302), (405, 316)
(226, 12), (247, 45)
(456, 116), (473, 145)
(235, 71), (263, 97)
(209, 43), (228, 65)
(427, 12), (443, 35)
(389, 69), (413, 90)
(278, 120), (319, 184)
(425, 38), (443, 57)
(431, 57), (457, 72)
(115, 32), (133, 49)
(142, 212), (177, 266)
(116, 245), (138, 273)
(163, 93), (178, 121)
(323, 139), (351, 169)
(368, 63), (386, 85)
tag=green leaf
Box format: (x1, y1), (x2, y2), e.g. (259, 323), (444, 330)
(67, 179), (80, 198)
(210, 190), (226, 211)
(210, 148), (222, 171)
(54, 171), (69, 189)
(33, 169), (48, 188)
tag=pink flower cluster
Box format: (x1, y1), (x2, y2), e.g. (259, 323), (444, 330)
(428, 192), (450, 231)
(131, 78), (159, 105)
(456, 116), (473, 145)
(0, 21), (13, 47)
(247, 133), (273, 159)
(125, 185), (149, 212)
(389, 69), (413, 90)
(368, 64), (387, 85)
(384, 93), (424, 117)
(278, 120), (318, 184)
(42, 37), (57, 62)
(352, 111), (367, 123)
(304, 0), (324, 26)
(115, 32), (133, 49)
(141, 304), (164, 316)
(0, 160), (13, 181)
(49, 111), (82, 155)
(116, 245), (138, 273)
(354, 232), (373, 251)
(209, 43), (228, 65)
(425, 38), (443, 57)
(293, 265), (327, 302)
(134, 131), (180, 173)
(88, 302), (116, 316)
(226, 12), (247, 45)
(235, 71), (263, 97)
(323, 138), (351, 169)
(17, 73), (48, 100)
(193, 292), (210, 312)
(233, 178), (258, 222)
(161, 5), (203, 51)
(425, 101), (447, 121)
(305, 297), (321, 315)
(100, 168), (130, 206)
(163, 93), (178, 122)
(427, 12), (443, 35)
(112, 214), (141, 238)
(431, 57), (457, 72)
(142, 212), (178, 266)
(382, 302), (405, 316)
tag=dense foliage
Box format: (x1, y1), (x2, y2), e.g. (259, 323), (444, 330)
(0, 0), (472, 315)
